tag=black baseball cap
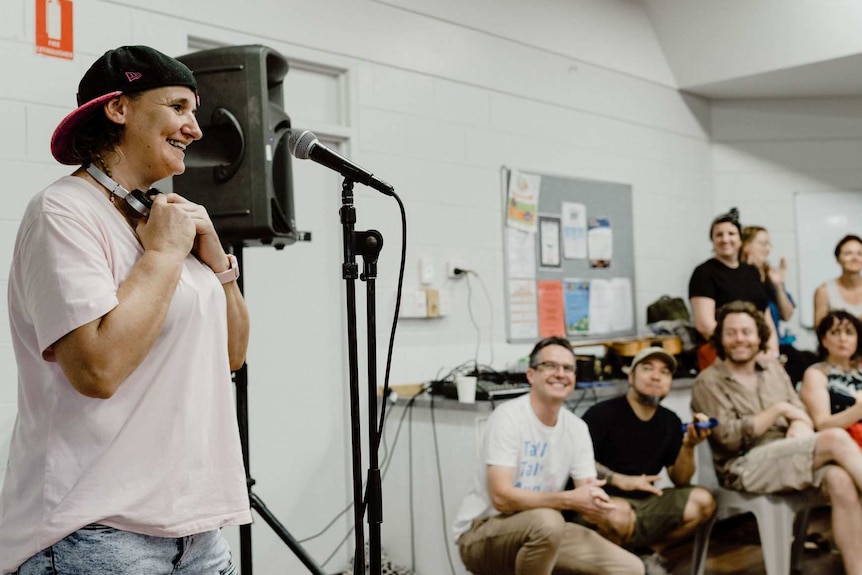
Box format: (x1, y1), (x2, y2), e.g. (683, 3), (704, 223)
(51, 45), (198, 165)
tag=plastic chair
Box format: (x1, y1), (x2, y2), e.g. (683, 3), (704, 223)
(690, 441), (828, 575)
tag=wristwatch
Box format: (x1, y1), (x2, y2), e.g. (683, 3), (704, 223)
(215, 254), (240, 284)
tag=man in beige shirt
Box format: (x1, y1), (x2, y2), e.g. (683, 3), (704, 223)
(691, 300), (862, 575)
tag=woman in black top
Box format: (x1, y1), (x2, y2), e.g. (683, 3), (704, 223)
(688, 208), (778, 369)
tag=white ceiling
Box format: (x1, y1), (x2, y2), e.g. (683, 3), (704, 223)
(642, 0), (862, 100)
(683, 53), (862, 100)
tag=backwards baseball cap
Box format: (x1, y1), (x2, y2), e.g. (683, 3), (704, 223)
(624, 346), (677, 374)
(50, 45), (198, 165)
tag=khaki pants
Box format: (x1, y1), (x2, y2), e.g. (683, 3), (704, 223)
(458, 508), (644, 575)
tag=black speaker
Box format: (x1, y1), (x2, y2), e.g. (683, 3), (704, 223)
(175, 45), (298, 248)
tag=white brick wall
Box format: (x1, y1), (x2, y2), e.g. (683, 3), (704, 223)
(18, 1), (862, 574)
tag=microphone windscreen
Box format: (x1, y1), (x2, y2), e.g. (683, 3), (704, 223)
(288, 129), (318, 160)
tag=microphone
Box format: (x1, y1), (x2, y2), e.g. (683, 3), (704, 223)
(288, 130), (394, 195)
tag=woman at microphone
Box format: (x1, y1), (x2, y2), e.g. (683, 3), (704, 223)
(0, 46), (250, 574)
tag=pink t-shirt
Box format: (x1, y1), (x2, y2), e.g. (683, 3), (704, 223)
(0, 176), (251, 573)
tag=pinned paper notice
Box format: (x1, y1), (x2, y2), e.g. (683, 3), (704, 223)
(588, 217), (612, 268)
(562, 202), (587, 260)
(506, 169), (541, 233)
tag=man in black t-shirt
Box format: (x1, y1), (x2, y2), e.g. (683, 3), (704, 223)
(581, 347), (715, 574)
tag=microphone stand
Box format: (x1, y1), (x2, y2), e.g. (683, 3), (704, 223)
(232, 246), (326, 575)
(340, 178), (384, 575)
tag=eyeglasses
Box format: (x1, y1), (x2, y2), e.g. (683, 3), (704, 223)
(533, 361), (576, 374)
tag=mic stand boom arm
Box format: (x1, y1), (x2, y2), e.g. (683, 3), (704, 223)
(341, 178), (384, 575)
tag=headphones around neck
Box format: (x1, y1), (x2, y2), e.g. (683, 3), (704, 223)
(85, 164), (161, 219)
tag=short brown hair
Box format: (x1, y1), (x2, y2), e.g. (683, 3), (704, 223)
(528, 336), (575, 367)
(711, 300), (770, 359)
(834, 235), (862, 259)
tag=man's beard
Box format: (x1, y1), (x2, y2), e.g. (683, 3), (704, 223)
(724, 345), (759, 365)
(634, 390), (663, 407)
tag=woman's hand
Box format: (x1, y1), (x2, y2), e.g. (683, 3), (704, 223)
(136, 194), (195, 261)
(767, 257), (787, 286)
(163, 193), (228, 272)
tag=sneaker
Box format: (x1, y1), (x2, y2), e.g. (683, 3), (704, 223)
(641, 552), (671, 575)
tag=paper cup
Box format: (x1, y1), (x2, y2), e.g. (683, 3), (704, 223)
(455, 375), (477, 404)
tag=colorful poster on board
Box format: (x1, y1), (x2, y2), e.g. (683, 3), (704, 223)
(537, 280), (566, 337)
(563, 280), (590, 334)
(506, 169), (541, 233)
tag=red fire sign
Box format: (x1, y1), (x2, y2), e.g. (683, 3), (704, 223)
(36, 0), (74, 60)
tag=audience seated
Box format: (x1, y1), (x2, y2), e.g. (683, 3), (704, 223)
(576, 347), (715, 575)
(689, 209), (778, 371)
(814, 235), (862, 327)
(800, 311), (862, 446)
(691, 301), (862, 575)
(452, 336), (644, 575)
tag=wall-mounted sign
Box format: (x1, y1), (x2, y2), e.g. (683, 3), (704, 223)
(36, 0), (74, 60)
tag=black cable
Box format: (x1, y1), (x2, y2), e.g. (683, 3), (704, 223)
(376, 191), (407, 448)
(381, 395), (419, 479)
(297, 501), (353, 545)
(464, 273), (481, 372)
(470, 271), (496, 367)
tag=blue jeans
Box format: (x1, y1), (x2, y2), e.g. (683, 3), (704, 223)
(16, 524), (237, 575)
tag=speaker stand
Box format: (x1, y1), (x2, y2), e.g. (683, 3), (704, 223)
(232, 246), (326, 575)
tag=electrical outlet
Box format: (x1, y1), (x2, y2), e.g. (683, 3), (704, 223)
(447, 260), (466, 279)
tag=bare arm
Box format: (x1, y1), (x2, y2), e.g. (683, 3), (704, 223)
(170, 194), (250, 370)
(595, 462), (663, 496)
(764, 310), (780, 356)
(221, 281), (250, 370)
(752, 401), (812, 436)
(486, 465), (614, 518)
(52, 195), (194, 398)
(768, 260), (795, 321)
(814, 284), (830, 328)
(690, 296), (716, 340)
(668, 414), (712, 486)
(800, 367), (862, 430)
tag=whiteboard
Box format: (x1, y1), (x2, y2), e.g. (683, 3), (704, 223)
(795, 191), (862, 328)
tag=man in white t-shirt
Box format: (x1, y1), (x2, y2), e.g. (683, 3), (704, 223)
(453, 336), (644, 575)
